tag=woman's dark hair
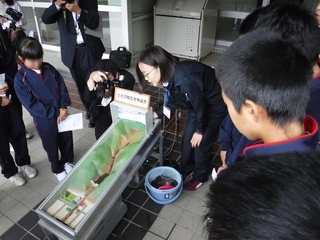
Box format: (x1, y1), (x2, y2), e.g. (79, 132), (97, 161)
(136, 45), (178, 91)
(17, 37), (43, 60)
(5, 0), (14, 6)
(94, 59), (118, 77)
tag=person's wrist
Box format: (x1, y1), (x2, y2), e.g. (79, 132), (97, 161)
(87, 78), (95, 91)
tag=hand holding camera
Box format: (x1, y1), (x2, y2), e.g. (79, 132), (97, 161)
(0, 8), (22, 31)
(65, 0), (81, 15)
(87, 71), (108, 91)
(87, 70), (124, 99)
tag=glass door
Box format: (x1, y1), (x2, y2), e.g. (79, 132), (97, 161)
(215, 0), (267, 50)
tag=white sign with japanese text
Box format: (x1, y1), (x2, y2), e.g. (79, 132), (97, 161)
(114, 88), (150, 110)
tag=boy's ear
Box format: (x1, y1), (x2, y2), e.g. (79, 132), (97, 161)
(244, 99), (265, 122)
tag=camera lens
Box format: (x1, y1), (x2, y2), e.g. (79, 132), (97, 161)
(96, 82), (108, 98)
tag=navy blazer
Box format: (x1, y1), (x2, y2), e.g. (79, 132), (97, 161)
(41, 0), (105, 69)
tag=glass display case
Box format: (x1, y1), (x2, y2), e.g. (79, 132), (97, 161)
(36, 101), (163, 240)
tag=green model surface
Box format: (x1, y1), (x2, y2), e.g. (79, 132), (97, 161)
(68, 119), (146, 203)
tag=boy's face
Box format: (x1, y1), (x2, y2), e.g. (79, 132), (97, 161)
(222, 91), (259, 140)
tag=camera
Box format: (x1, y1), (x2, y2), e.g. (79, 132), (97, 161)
(6, 8), (22, 22)
(95, 75), (124, 99)
(0, 8), (22, 31)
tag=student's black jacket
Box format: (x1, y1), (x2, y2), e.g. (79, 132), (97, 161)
(84, 69), (135, 121)
(0, 27), (18, 106)
(155, 60), (226, 134)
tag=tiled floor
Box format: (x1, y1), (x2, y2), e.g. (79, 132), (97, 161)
(0, 51), (222, 240)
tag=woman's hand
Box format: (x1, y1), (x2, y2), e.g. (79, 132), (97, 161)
(87, 71), (108, 91)
(190, 132), (202, 148)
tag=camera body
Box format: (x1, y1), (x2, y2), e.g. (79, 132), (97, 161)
(96, 76), (124, 99)
(6, 8), (22, 22)
(0, 8), (22, 31)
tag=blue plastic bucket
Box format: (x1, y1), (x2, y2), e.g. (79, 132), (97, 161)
(144, 166), (182, 205)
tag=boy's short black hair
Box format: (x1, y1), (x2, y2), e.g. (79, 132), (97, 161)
(94, 59), (119, 77)
(216, 29), (312, 127)
(252, 2), (320, 63)
(205, 151), (320, 239)
(238, 6), (268, 35)
(17, 37), (43, 60)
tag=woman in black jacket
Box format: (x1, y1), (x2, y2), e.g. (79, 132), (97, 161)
(136, 46), (227, 191)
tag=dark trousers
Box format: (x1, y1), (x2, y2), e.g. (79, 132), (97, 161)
(0, 101), (30, 178)
(70, 45), (96, 112)
(181, 108), (226, 182)
(34, 117), (74, 174)
(94, 105), (113, 140)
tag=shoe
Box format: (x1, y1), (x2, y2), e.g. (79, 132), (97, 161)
(88, 121), (95, 128)
(20, 165), (37, 179)
(55, 171), (67, 182)
(9, 173), (26, 186)
(85, 112), (90, 120)
(184, 178), (203, 191)
(183, 171), (193, 184)
(25, 131), (33, 139)
(64, 162), (74, 174)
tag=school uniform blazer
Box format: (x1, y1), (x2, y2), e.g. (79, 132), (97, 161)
(243, 115), (318, 158)
(218, 114), (254, 166)
(14, 63), (71, 119)
(41, 0), (105, 69)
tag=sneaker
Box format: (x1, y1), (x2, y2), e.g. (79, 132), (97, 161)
(25, 131), (33, 139)
(184, 178), (203, 191)
(9, 173), (26, 186)
(55, 171), (67, 182)
(20, 165), (37, 179)
(183, 171), (193, 184)
(64, 162), (74, 174)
